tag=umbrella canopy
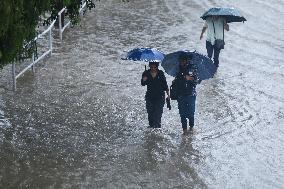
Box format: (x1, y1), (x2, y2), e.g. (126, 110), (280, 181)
(121, 47), (165, 62)
(161, 50), (217, 81)
(201, 7), (246, 23)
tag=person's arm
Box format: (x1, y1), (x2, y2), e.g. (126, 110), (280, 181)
(173, 76), (180, 97)
(224, 20), (229, 31)
(160, 71), (170, 99)
(141, 71), (148, 86)
(200, 21), (208, 40)
(185, 65), (199, 84)
(200, 26), (207, 40)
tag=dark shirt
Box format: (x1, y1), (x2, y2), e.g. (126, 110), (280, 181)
(141, 69), (169, 100)
(176, 63), (199, 96)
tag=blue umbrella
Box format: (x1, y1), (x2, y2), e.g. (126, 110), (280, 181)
(161, 50), (217, 81)
(201, 7), (246, 23)
(121, 47), (165, 62)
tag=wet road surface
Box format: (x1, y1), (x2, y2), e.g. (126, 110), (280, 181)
(0, 0), (284, 188)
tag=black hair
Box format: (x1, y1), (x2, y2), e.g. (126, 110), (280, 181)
(149, 61), (159, 67)
(178, 52), (193, 63)
(178, 52), (189, 62)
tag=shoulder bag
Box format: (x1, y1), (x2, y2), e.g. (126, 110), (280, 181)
(213, 20), (225, 49)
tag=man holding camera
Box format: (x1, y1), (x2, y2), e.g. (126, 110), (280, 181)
(175, 54), (199, 134)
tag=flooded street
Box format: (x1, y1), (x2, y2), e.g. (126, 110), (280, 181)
(1, 0), (284, 188)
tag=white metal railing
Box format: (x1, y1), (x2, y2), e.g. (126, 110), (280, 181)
(79, 1), (87, 14)
(12, 19), (56, 91)
(12, 3), (88, 91)
(58, 7), (70, 41)
(58, 2), (86, 41)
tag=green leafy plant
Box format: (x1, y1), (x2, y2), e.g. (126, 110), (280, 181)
(0, 0), (97, 69)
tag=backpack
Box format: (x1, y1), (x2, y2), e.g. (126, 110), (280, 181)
(170, 79), (178, 100)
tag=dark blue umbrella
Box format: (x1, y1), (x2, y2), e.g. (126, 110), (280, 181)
(121, 47), (165, 62)
(161, 50), (217, 81)
(201, 7), (246, 23)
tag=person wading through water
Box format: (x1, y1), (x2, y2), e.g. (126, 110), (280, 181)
(200, 16), (229, 68)
(141, 62), (170, 128)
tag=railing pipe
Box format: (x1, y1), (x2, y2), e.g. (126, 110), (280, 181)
(58, 7), (71, 41)
(58, 7), (65, 40)
(49, 28), (52, 54)
(13, 19), (56, 86)
(12, 63), (16, 91)
(79, 2), (87, 14)
(32, 53), (35, 73)
(12, 5), (87, 91)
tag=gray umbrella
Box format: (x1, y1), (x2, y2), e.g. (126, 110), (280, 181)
(201, 7), (246, 23)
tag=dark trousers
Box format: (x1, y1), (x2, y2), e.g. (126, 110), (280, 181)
(177, 95), (196, 129)
(146, 98), (165, 128)
(206, 40), (221, 67)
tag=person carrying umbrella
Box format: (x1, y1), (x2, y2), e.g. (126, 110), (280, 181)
(199, 7), (246, 68)
(200, 15), (229, 67)
(141, 61), (170, 128)
(174, 53), (199, 134)
(162, 50), (215, 134)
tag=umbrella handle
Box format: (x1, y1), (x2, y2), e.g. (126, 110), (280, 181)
(145, 65), (146, 71)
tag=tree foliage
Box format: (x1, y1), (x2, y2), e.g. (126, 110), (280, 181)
(0, 0), (96, 69)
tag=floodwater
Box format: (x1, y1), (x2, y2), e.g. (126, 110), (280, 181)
(0, 0), (284, 188)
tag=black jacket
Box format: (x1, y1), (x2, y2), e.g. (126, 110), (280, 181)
(175, 64), (198, 96)
(141, 69), (169, 100)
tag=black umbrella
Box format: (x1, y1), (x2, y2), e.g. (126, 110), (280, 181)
(201, 7), (246, 23)
(161, 50), (217, 81)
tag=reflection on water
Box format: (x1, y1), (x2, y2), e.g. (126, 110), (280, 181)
(0, 0), (284, 188)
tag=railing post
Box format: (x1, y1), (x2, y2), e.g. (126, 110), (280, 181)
(32, 53), (35, 73)
(59, 11), (63, 41)
(49, 28), (52, 55)
(79, 1), (86, 14)
(12, 63), (16, 91)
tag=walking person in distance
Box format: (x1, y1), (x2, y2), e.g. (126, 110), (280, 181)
(200, 16), (229, 67)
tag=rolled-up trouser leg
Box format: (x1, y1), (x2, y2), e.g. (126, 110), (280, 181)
(178, 95), (196, 129)
(188, 116), (194, 127)
(187, 95), (196, 127)
(213, 45), (221, 67)
(206, 40), (214, 59)
(146, 98), (165, 128)
(146, 99), (154, 127)
(152, 98), (165, 128)
(178, 96), (188, 130)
